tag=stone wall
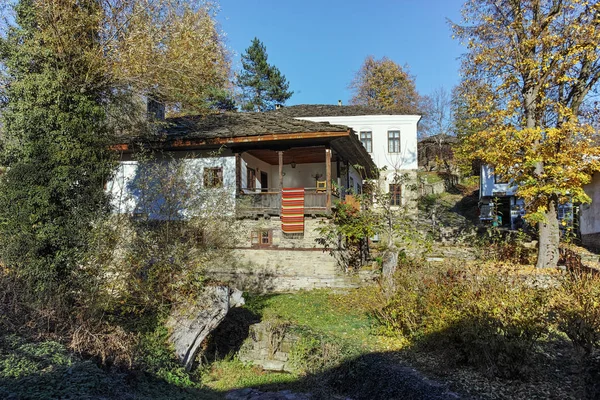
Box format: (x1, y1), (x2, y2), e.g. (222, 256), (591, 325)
(204, 217), (372, 292)
(238, 321), (298, 372)
(419, 180), (446, 196)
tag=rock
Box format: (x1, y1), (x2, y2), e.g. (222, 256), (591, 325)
(167, 285), (244, 370)
(260, 359), (286, 371)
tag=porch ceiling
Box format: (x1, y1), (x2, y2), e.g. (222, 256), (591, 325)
(246, 147), (338, 165)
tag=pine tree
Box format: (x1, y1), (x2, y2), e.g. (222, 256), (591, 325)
(236, 38), (293, 112)
(0, 0), (115, 305)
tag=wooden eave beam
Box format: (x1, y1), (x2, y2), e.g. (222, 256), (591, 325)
(111, 130), (351, 152)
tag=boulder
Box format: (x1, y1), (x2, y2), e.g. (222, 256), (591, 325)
(167, 285), (244, 370)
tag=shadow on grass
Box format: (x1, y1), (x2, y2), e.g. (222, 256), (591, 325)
(0, 360), (224, 400)
(229, 312), (597, 400)
(236, 351), (458, 400)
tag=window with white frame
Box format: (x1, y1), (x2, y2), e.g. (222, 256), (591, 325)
(388, 130), (400, 153)
(360, 131), (372, 153)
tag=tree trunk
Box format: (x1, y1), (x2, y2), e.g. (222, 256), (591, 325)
(536, 199), (560, 268)
(381, 245), (398, 295)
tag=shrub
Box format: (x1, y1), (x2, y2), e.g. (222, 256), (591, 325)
(289, 326), (360, 374)
(477, 227), (535, 264)
(554, 272), (600, 354)
(375, 261), (551, 378)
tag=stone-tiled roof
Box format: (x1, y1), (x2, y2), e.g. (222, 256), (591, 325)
(116, 110), (378, 178)
(162, 111), (349, 139)
(270, 104), (404, 118)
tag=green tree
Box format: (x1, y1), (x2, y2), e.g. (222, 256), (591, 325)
(236, 37), (293, 112)
(453, 0), (600, 268)
(0, 0), (115, 306)
(349, 56), (423, 114)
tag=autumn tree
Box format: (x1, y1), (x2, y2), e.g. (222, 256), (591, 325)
(454, 0), (600, 268)
(349, 56), (424, 114)
(236, 37), (293, 112)
(0, 0), (115, 306)
(0, 0), (232, 307)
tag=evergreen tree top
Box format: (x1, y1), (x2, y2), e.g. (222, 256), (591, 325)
(236, 37), (292, 112)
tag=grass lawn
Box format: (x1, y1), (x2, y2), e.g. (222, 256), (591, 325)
(201, 288), (405, 392)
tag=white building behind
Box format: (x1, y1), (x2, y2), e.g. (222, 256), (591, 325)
(274, 105), (421, 206)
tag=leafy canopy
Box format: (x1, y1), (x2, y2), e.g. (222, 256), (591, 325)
(454, 0), (600, 221)
(349, 56), (423, 115)
(103, 0), (231, 115)
(236, 37), (293, 112)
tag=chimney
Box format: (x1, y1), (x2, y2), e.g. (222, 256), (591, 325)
(147, 94), (165, 120)
(338, 100), (342, 106)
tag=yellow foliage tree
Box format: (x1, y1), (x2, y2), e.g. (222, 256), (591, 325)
(454, 0), (600, 268)
(35, 0), (231, 116)
(349, 56), (423, 114)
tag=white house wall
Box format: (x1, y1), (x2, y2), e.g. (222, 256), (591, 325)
(348, 165), (363, 194)
(242, 153), (273, 190)
(108, 152), (236, 218)
(480, 165), (517, 198)
(241, 154), (341, 191)
(581, 173), (600, 238)
(296, 115), (420, 172)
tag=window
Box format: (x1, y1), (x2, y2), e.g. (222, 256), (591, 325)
(360, 131), (372, 153)
(247, 167), (256, 190)
(389, 184), (402, 206)
(204, 167), (223, 188)
(251, 229), (272, 247)
(388, 130), (400, 153)
(494, 168), (508, 184)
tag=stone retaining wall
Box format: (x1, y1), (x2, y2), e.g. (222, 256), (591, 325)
(205, 218), (376, 292)
(238, 321), (299, 372)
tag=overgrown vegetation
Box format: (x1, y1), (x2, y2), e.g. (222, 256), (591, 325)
(0, 1), (236, 395)
(376, 261), (551, 378)
(0, 333), (223, 400)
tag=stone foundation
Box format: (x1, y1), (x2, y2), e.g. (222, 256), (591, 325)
(238, 321), (298, 372)
(204, 217), (375, 292)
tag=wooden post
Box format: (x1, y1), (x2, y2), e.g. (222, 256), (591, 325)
(235, 153), (241, 196)
(345, 160), (350, 192)
(336, 157), (342, 200)
(278, 151), (284, 191)
(326, 148), (332, 209)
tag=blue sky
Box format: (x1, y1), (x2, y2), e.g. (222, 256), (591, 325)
(217, 0), (466, 106)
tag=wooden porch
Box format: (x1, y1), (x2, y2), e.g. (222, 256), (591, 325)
(235, 145), (345, 217)
(236, 188), (340, 216)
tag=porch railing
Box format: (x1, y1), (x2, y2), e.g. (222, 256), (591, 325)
(236, 189), (281, 215)
(237, 187), (339, 216)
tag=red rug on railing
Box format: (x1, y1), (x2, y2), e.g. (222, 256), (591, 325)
(281, 188), (305, 233)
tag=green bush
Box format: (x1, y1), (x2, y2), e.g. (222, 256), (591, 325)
(289, 326), (360, 374)
(136, 325), (198, 387)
